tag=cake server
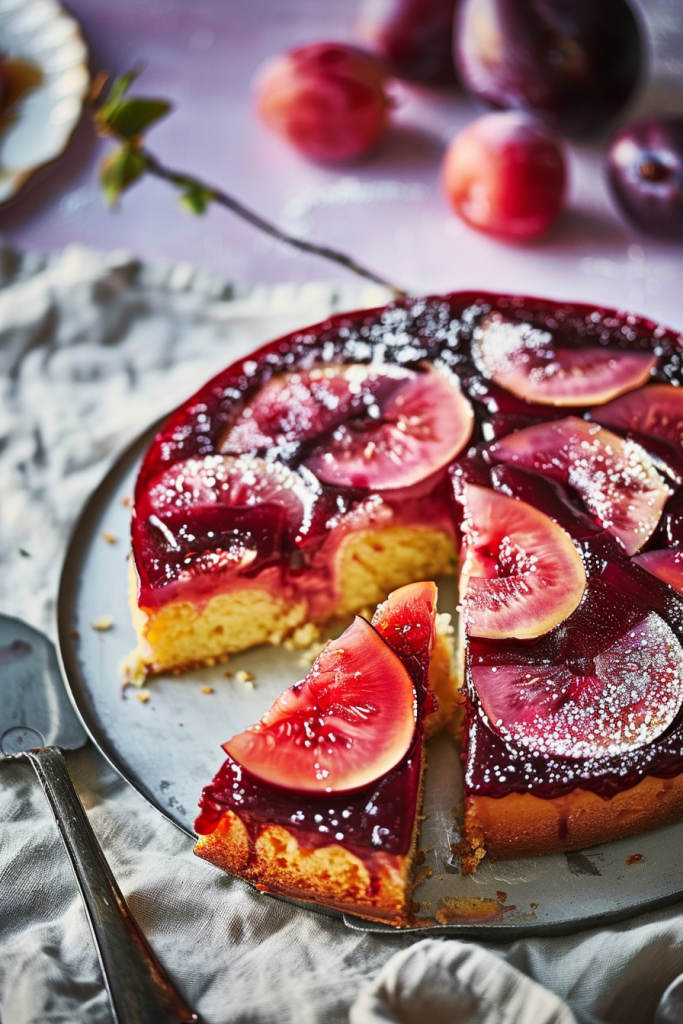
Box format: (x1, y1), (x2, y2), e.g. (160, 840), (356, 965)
(0, 614), (198, 1024)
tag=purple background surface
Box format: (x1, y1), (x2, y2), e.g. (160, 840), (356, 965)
(1, 0), (683, 323)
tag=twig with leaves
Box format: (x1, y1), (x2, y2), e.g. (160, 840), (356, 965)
(91, 69), (406, 298)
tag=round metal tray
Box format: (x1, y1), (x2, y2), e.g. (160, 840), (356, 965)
(57, 422), (683, 936)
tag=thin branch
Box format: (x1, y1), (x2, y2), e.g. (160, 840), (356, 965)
(140, 150), (407, 299)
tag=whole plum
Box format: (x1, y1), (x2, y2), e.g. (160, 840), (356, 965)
(442, 111), (566, 241)
(454, 0), (643, 138)
(255, 43), (391, 163)
(358, 0), (458, 84)
(608, 118), (683, 238)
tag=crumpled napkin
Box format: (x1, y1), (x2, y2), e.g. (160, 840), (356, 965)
(351, 940), (588, 1024)
(351, 935), (683, 1024)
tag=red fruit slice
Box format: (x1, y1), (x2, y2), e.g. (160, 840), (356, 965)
(458, 484), (586, 640)
(472, 613), (683, 759)
(305, 366), (474, 490)
(372, 580), (437, 664)
(146, 454), (317, 534)
(593, 383), (683, 446)
(473, 311), (657, 407)
(223, 616), (416, 794)
(632, 549), (683, 593)
(221, 364), (400, 454)
(488, 417), (670, 555)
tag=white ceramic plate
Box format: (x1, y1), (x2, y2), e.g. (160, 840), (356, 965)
(0, 0), (89, 202)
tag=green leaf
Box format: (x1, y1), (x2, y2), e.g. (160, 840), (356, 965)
(179, 184), (212, 215)
(18, 548), (30, 558)
(95, 67), (143, 130)
(100, 147), (148, 206)
(105, 98), (172, 139)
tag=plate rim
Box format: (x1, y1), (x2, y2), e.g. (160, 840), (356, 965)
(55, 420), (683, 937)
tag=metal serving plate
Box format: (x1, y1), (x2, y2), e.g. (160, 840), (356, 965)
(58, 424), (683, 937)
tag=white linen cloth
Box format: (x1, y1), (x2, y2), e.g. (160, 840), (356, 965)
(1, 244), (683, 1024)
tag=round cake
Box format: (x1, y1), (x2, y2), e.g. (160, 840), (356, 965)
(127, 291), (683, 924)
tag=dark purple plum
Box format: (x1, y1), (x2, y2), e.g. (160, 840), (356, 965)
(358, 0), (459, 83)
(607, 118), (683, 238)
(454, 0), (643, 138)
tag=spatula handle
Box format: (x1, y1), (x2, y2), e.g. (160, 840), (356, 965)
(25, 747), (198, 1024)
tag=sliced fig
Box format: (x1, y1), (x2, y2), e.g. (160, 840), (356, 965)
(223, 616), (416, 794)
(146, 454), (318, 538)
(221, 363), (413, 454)
(594, 383), (683, 446)
(473, 311), (657, 407)
(458, 484), (586, 640)
(488, 417), (670, 555)
(632, 549), (683, 594)
(472, 613), (683, 759)
(305, 365), (474, 490)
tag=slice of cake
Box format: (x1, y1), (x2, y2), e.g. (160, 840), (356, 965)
(454, 403), (683, 870)
(194, 581), (456, 926)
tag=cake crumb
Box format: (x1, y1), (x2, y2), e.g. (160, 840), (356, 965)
(289, 622), (322, 649)
(626, 853), (644, 865)
(200, 686), (214, 694)
(235, 670), (255, 684)
(224, 670), (233, 678)
(121, 496), (131, 507)
(91, 615), (114, 632)
(137, 692), (150, 703)
(70, 629), (80, 640)
(102, 531), (118, 544)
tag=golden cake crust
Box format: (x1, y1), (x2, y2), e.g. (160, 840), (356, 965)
(463, 773), (683, 867)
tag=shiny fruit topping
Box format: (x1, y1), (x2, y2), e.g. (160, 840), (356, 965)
(146, 454), (316, 538)
(472, 311), (656, 406)
(607, 118), (683, 238)
(305, 365), (473, 490)
(632, 550), (683, 594)
(457, 483), (586, 640)
(472, 612), (683, 759)
(454, 0), (642, 138)
(442, 112), (566, 241)
(221, 364), (408, 455)
(358, 0), (458, 83)
(594, 384), (683, 450)
(487, 417), (671, 555)
(223, 362), (473, 491)
(223, 616), (416, 794)
(254, 43), (391, 162)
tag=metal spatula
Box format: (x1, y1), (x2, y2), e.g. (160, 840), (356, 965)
(0, 614), (198, 1024)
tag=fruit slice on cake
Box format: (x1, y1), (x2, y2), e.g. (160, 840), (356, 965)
(486, 417), (670, 554)
(194, 581), (456, 926)
(472, 310), (656, 407)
